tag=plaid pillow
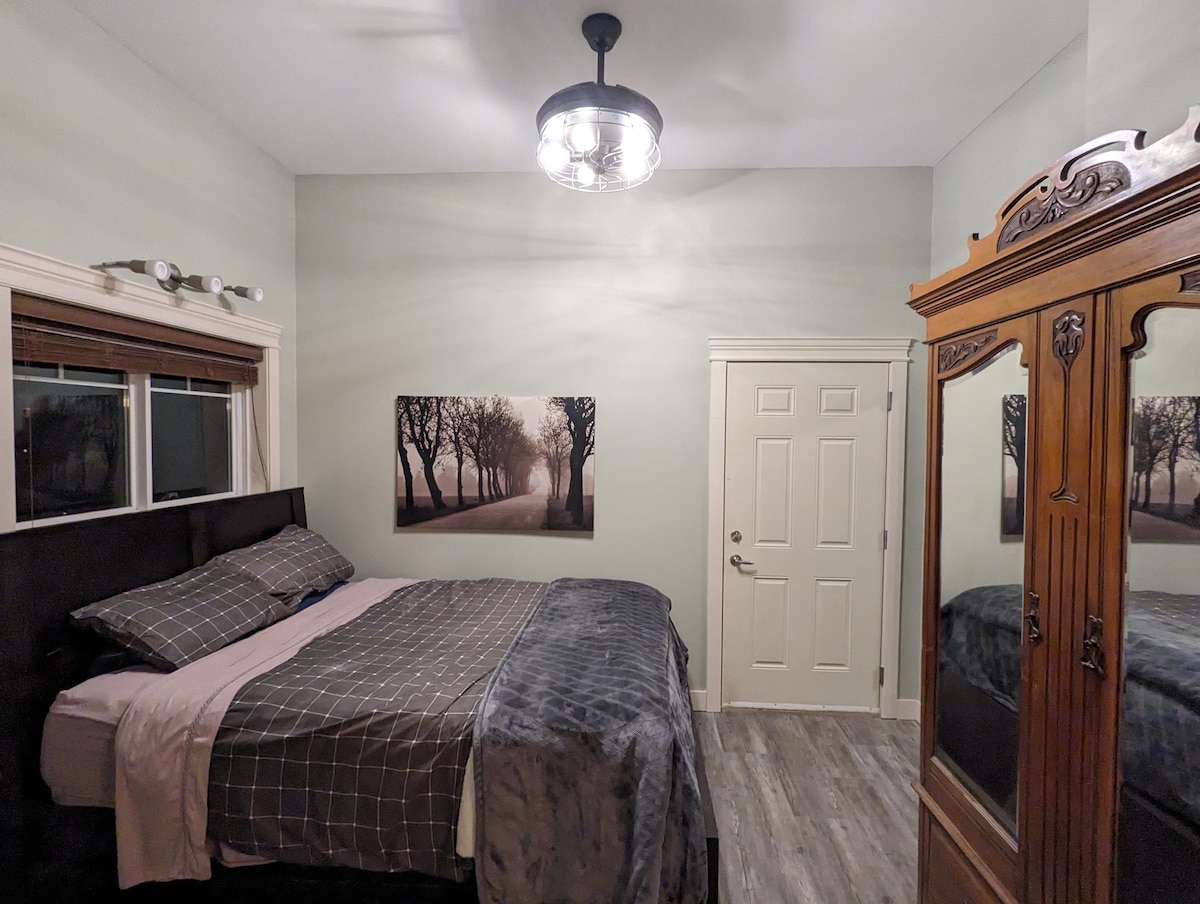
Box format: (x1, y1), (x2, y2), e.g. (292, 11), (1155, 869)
(70, 563), (288, 671)
(209, 524), (354, 608)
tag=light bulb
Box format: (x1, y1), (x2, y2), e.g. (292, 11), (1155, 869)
(622, 121), (653, 158)
(538, 141), (570, 172)
(575, 165), (596, 188)
(620, 154), (649, 179)
(566, 121), (598, 153)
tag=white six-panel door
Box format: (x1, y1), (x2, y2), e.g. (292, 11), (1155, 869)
(721, 361), (890, 710)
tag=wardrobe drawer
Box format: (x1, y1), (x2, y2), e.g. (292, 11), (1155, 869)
(924, 817), (1004, 904)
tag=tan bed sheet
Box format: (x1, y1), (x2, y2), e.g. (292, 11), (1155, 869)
(112, 578), (426, 888)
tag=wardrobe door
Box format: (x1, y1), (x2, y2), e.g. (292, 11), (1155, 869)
(936, 340), (1029, 829)
(924, 325), (1034, 900)
(1115, 305), (1200, 904)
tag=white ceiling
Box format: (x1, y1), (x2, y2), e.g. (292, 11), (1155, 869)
(67, 0), (1088, 176)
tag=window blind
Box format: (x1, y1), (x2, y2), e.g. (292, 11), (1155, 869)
(11, 293), (262, 386)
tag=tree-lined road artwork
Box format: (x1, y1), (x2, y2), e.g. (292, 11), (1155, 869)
(1129, 395), (1200, 543)
(396, 395), (595, 532)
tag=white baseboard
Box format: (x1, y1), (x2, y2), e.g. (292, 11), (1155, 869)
(692, 689), (919, 721)
(894, 698), (921, 722)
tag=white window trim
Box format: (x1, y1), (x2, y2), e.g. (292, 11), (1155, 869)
(0, 241), (282, 533)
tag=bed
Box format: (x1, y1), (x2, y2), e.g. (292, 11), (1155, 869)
(1, 488), (718, 903)
(937, 583), (1200, 902)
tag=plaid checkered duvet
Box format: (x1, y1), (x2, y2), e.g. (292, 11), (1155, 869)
(207, 578), (544, 881)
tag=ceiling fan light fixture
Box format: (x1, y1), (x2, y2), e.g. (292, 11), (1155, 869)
(536, 13), (663, 192)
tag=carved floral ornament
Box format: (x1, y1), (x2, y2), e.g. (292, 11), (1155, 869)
(1052, 311), (1086, 367)
(937, 330), (998, 374)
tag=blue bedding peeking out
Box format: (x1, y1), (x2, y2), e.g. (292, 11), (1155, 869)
(295, 581), (348, 612)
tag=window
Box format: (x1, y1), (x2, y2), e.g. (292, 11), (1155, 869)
(150, 375), (232, 502)
(8, 292), (264, 526)
(14, 364), (129, 520)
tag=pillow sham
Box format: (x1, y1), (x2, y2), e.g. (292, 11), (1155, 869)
(209, 524), (354, 608)
(70, 563), (288, 671)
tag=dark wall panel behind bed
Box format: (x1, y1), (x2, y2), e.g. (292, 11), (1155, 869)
(0, 488), (306, 901)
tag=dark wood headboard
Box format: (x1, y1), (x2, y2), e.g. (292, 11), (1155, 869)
(0, 488), (306, 897)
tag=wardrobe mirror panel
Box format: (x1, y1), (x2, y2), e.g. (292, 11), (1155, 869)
(936, 342), (1026, 833)
(1118, 306), (1200, 902)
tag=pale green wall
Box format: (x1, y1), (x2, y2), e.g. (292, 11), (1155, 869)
(295, 169), (932, 696)
(1086, 0), (1200, 142)
(0, 0), (299, 486)
(930, 35), (1088, 279)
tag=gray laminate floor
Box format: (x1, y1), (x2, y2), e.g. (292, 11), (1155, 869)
(694, 710), (919, 904)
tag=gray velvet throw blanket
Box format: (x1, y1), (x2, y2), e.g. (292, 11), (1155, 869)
(474, 577), (708, 904)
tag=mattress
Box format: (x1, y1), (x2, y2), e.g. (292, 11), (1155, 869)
(939, 584), (1200, 829)
(41, 666), (164, 809)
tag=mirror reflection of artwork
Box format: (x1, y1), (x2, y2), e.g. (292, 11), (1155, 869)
(395, 395), (595, 532)
(1001, 394), (1027, 538)
(1129, 395), (1200, 543)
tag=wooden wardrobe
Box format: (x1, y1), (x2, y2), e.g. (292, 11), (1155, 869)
(910, 106), (1200, 904)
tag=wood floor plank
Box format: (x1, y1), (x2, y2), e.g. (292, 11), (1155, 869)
(695, 710), (919, 904)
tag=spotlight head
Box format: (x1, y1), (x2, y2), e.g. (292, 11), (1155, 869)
(182, 274), (223, 294)
(227, 285), (264, 302)
(97, 259), (172, 281)
(156, 262), (183, 292)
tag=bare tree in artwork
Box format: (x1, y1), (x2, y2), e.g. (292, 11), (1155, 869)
(1159, 397), (1199, 513)
(499, 422), (538, 496)
(1001, 394), (1026, 534)
(399, 395), (448, 509)
(549, 397), (596, 527)
(536, 408), (571, 499)
(482, 398), (524, 500)
(396, 398), (416, 511)
(1131, 397), (1173, 511)
(443, 397), (470, 507)
(459, 396), (491, 503)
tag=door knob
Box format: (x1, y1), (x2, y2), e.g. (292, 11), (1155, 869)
(729, 554), (754, 567)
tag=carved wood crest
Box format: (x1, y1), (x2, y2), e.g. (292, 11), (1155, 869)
(937, 330), (998, 374)
(998, 162), (1131, 251)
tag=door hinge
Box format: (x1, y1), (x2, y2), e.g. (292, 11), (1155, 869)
(882, 529), (888, 550)
(879, 666), (885, 687)
(887, 391), (893, 411)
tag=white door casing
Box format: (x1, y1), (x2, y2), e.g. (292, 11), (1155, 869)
(722, 361), (888, 710)
(706, 338), (911, 716)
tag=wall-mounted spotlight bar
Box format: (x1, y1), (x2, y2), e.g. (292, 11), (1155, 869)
(95, 259), (264, 302)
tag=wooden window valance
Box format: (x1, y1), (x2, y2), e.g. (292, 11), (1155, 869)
(11, 293), (262, 386)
